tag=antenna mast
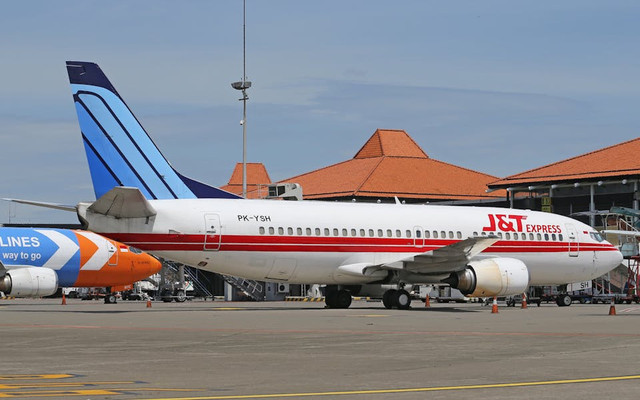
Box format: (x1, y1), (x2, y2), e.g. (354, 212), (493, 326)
(231, 0), (251, 198)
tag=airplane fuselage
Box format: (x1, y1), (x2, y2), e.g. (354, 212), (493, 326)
(78, 199), (622, 286)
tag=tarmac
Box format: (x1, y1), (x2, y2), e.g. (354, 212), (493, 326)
(1, 297), (639, 400)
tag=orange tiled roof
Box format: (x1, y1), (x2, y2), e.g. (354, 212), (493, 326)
(489, 137), (640, 188)
(282, 129), (504, 200)
(221, 162), (271, 198)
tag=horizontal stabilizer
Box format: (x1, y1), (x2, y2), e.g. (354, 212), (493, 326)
(87, 187), (156, 218)
(2, 198), (77, 212)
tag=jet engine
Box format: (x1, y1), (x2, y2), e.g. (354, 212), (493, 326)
(0, 268), (58, 297)
(443, 258), (529, 297)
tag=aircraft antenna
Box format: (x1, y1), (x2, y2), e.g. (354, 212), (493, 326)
(231, 0), (251, 198)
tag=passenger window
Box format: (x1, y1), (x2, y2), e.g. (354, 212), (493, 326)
(521, 233), (527, 240)
(448, 231), (454, 239)
(536, 233), (542, 241)
(406, 230), (412, 238)
(378, 229), (383, 237)
(297, 227), (303, 235)
(457, 231), (462, 239)
(544, 234), (549, 241)
(497, 232), (503, 238)
(324, 228), (330, 236)
(351, 229), (357, 237)
(473, 232), (478, 237)
(505, 233), (511, 240)
(360, 229), (366, 237)
(268, 227), (275, 235)
(287, 227), (293, 235)
(368, 229), (374, 237)
(551, 234), (556, 241)
(386, 229), (392, 237)
(306, 228), (312, 236)
(529, 233), (534, 240)
(278, 227), (284, 235)
(559, 234), (564, 241)
(441, 231), (446, 238)
(259, 227), (265, 235)
(416, 230), (422, 238)
(333, 228), (339, 236)
(342, 228), (348, 236)
(315, 228), (321, 236)
(396, 230), (401, 237)
(424, 231), (430, 239)
(433, 231), (439, 238)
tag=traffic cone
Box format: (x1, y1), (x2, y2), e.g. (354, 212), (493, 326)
(425, 295), (431, 308)
(491, 296), (499, 314)
(521, 293), (528, 309)
(61, 293), (67, 305)
(146, 299), (152, 308)
(608, 299), (616, 315)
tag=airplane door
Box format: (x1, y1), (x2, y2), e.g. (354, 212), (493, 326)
(566, 223), (579, 257)
(204, 214), (221, 251)
(107, 241), (118, 265)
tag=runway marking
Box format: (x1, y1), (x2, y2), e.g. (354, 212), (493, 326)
(0, 375), (201, 398)
(0, 389), (122, 398)
(0, 381), (136, 389)
(0, 375), (74, 380)
(212, 308), (243, 311)
(2, 323), (640, 338)
(352, 314), (389, 318)
(619, 306), (640, 313)
(139, 374), (640, 399)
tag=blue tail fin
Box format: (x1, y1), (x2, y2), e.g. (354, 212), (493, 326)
(66, 61), (241, 200)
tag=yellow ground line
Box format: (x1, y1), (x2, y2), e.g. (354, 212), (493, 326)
(139, 374), (640, 400)
(0, 381), (136, 389)
(0, 389), (122, 398)
(0, 375), (74, 381)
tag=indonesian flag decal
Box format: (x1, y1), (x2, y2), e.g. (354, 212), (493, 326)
(120, 245), (129, 252)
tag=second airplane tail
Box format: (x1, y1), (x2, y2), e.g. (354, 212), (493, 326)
(66, 61), (241, 200)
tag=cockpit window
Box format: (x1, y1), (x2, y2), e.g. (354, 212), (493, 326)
(589, 232), (605, 242)
(129, 246), (143, 254)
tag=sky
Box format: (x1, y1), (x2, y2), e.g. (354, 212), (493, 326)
(1, 1), (639, 224)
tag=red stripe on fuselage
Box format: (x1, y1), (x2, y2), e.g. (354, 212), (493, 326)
(100, 233), (619, 254)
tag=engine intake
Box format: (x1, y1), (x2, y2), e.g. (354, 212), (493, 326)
(444, 258), (529, 297)
(0, 268), (58, 297)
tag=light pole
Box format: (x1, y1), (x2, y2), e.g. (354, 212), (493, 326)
(231, 0), (251, 198)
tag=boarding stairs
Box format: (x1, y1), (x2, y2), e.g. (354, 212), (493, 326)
(603, 207), (640, 257)
(222, 275), (264, 301)
(162, 261), (213, 298)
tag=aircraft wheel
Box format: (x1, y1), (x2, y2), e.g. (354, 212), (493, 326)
(175, 290), (186, 303)
(382, 289), (396, 309)
(335, 290), (352, 309)
(394, 289), (411, 310)
(105, 294), (117, 304)
(325, 290), (338, 308)
(556, 294), (572, 307)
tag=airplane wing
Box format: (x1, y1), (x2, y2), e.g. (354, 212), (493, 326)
(337, 236), (499, 278)
(398, 236), (500, 274)
(87, 187), (157, 218)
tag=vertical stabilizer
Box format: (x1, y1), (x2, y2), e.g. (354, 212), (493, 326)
(66, 61), (241, 200)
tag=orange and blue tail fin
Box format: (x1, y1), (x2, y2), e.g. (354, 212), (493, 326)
(66, 61), (241, 200)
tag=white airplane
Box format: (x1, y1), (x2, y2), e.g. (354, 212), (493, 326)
(12, 61), (625, 309)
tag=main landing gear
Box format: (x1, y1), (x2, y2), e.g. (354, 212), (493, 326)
(325, 286), (353, 309)
(382, 289), (411, 310)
